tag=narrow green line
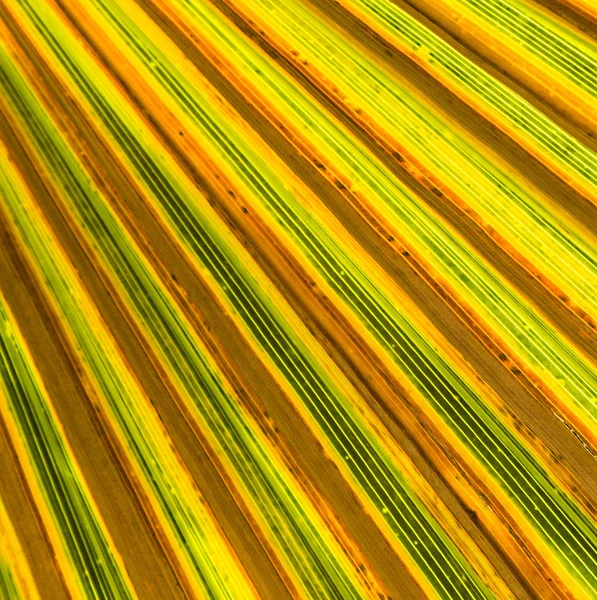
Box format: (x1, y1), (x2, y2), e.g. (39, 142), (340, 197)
(168, 0), (597, 436)
(0, 50), (254, 600)
(45, 0), (597, 593)
(230, 0), (597, 321)
(0, 557), (22, 600)
(454, 0), (597, 96)
(339, 0), (597, 207)
(4, 1), (501, 597)
(0, 26), (370, 600)
(0, 291), (135, 600)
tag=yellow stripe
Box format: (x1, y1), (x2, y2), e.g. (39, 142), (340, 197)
(0, 288), (139, 600)
(0, 495), (41, 600)
(0, 134), (259, 600)
(0, 0), (596, 597)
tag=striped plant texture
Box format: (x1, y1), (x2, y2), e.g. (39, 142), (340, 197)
(0, 0), (596, 598)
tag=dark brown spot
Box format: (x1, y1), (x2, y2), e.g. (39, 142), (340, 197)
(465, 508), (479, 526)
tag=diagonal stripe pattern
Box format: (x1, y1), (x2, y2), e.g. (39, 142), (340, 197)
(0, 0), (596, 598)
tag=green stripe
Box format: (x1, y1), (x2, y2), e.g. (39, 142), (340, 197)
(1, 1), (501, 597)
(221, 0), (597, 320)
(0, 47), (253, 600)
(0, 22), (373, 600)
(455, 0), (597, 95)
(339, 0), (597, 209)
(168, 0), (597, 434)
(30, 0), (597, 593)
(0, 292), (134, 600)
